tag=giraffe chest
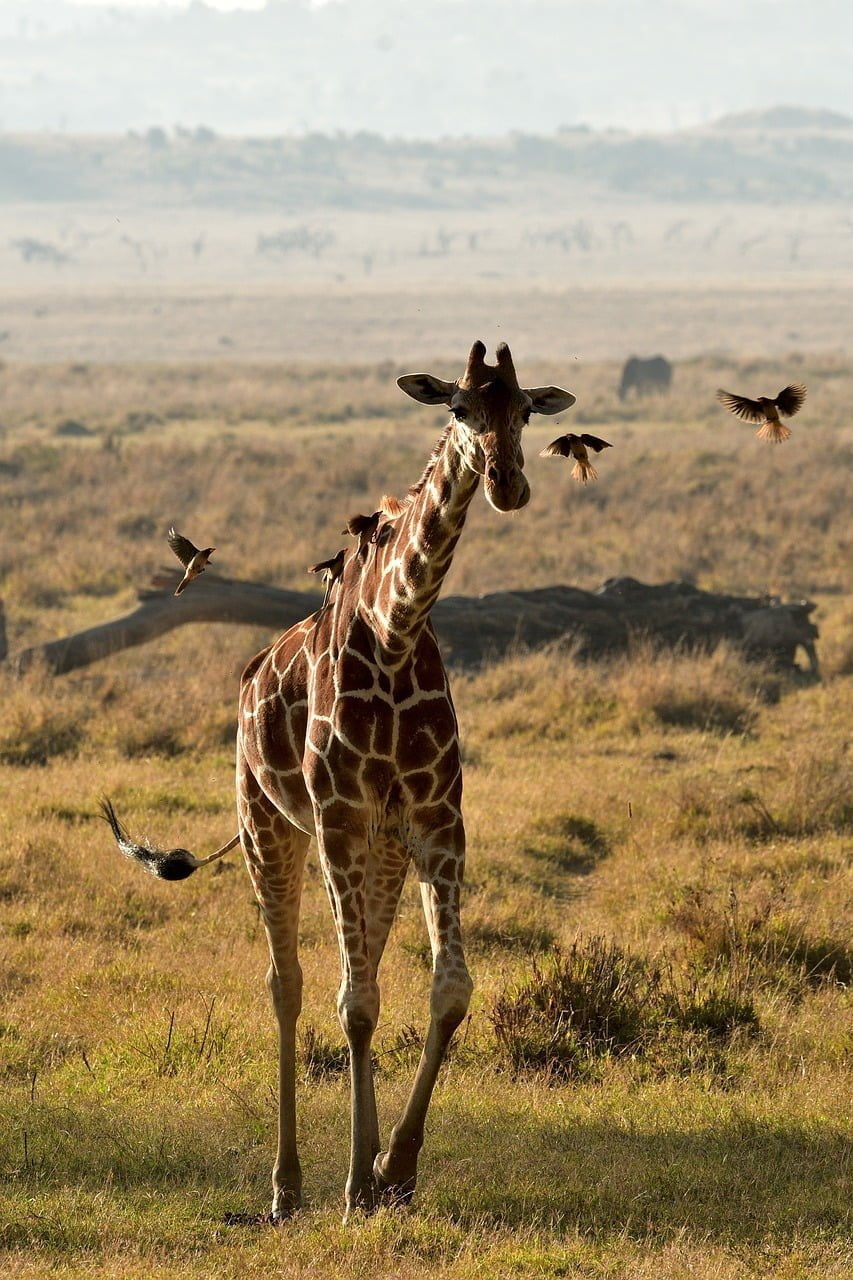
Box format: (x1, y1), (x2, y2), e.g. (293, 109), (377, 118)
(305, 653), (461, 805)
(241, 627), (462, 825)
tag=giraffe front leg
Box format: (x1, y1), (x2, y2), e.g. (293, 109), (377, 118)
(374, 815), (472, 1204)
(238, 749), (310, 1221)
(316, 820), (382, 1219)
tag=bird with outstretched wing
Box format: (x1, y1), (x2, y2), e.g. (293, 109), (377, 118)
(308, 548), (346, 608)
(716, 383), (807, 443)
(540, 432), (613, 483)
(167, 527), (216, 595)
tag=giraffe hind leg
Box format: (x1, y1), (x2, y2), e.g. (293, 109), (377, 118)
(314, 818), (400, 1219)
(374, 814), (472, 1204)
(238, 747), (310, 1221)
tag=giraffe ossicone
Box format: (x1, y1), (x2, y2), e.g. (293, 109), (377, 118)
(104, 340), (577, 1221)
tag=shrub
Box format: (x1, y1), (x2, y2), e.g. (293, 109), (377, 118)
(489, 935), (760, 1081)
(523, 812), (610, 875)
(489, 937), (655, 1080)
(0, 682), (85, 766)
(609, 642), (763, 736)
(466, 918), (557, 954)
(669, 884), (852, 991)
(298, 1024), (349, 1080)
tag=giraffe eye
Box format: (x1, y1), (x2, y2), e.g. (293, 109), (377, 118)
(453, 405), (469, 422)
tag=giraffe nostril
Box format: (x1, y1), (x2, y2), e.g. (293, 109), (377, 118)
(487, 465), (504, 488)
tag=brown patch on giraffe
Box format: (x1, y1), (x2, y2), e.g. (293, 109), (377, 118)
(412, 639), (449, 693)
(241, 645), (272, 685)
(396, 703), (458, 774)
(336, 648), (376, 693)
(402, 769), (437, 803)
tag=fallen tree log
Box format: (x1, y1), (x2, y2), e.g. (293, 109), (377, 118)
(8, 571), (819, 677)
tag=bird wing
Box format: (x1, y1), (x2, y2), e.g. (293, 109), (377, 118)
(580, 434), (613, 452)
(715, 390), (766, 423)
(539, 435), (574, 458)
(308, 550), (344, 575)
(167, 527), (200, 568)
(774, 383), (807, 417)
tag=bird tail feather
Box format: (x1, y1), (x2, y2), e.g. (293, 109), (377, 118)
(756, 420), (792, 443)
(572, 459), (598, 484)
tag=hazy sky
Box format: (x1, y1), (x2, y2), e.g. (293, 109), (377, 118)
(69, 1), (268, 8)
(5, 1), (853, 137)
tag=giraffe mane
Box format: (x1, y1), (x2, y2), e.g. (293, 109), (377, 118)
(379, 424), (454, 516)
(378, 494), (407, 518)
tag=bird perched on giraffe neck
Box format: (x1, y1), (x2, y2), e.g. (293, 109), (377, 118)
(342, 511), (381, 551)
(716, 383), (807, 443)
(167, 527), (215, 595)
(342, 510), (395, 555)
(540, 432), (612, 483)
(307, 548), (346, 608)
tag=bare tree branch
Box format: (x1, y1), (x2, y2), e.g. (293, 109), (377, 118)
(6, 572), (819, 677)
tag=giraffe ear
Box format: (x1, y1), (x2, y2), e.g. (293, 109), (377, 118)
(396, 374), (455, 406)
(526, 386), (577, 416)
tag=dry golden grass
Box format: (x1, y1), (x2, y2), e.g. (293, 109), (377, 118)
(0, 357), (851, 1278)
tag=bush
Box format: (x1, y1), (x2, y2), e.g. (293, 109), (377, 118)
(523, 812), (610, 875)
(669, 884), (852, 991)
(609, 642), (763, 736)
(0, 680), (84, 766)
(490, 937), (656, 1080)
(298, 1024), (349, 1080)
(489, 935), (760, 1081)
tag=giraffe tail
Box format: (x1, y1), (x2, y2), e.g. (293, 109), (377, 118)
(99, 798), (239, 881)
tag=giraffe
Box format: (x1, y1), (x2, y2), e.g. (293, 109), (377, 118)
(105, 340), (576, 1221)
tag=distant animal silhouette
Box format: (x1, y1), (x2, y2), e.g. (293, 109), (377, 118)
(540, 433), (612, 483)
(715, 383), (807, 443)
(619, 355), (672, 400)
(167, 528), (215, 595)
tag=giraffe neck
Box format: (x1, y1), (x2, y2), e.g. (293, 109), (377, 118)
(360, 425), (479, 655)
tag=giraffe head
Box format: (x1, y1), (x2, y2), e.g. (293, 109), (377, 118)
(397, 340), (576, 512)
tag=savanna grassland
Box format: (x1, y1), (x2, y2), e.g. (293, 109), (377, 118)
(0, 354), (851, 1279)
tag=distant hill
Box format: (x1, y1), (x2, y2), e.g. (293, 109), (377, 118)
(710, 106), (853, 132)
(2, 117), (853, 210)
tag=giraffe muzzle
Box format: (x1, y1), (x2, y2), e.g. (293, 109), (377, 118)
(485, 464), (530, 512)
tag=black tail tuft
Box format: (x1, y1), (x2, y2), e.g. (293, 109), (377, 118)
(99, 797), (200, 881)
(156, 852), (200, 881)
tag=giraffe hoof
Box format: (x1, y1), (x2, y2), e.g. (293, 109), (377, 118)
(373, 1152), (417, 1206)
(342, 1198), (379, 1224)
(270, 1189), (302, 1222)
(343, 1179), (380, 1223)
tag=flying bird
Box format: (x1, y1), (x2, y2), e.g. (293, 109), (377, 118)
(308, 548), (346, 607)
(540, 432), (613, 483)
(715, 383), (807, 443)
(167, 527), (215, 595)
